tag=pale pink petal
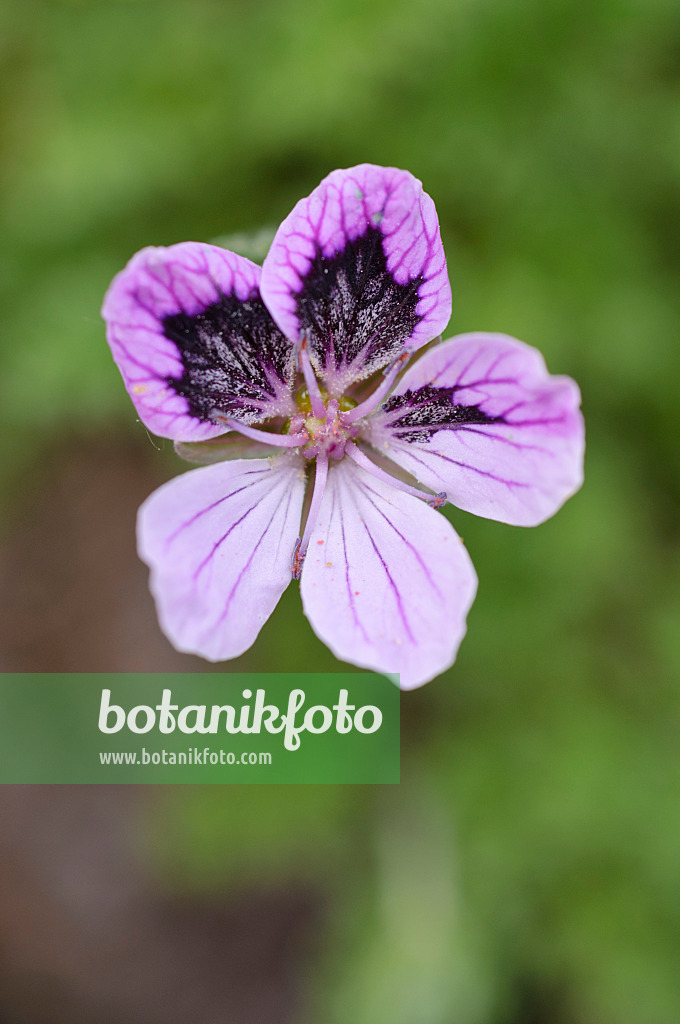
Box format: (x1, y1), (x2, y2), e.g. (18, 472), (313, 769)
(261, 164), (451, 395)
(102, 242), (296, 441)
(300, 459), (477, 689)
(137, 455), (305, 660)
(365, 333), (585, 526)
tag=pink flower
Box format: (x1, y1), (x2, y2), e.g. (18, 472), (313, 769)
(102, 164), (584, 688)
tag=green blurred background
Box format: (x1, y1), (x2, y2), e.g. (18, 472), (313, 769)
(1, 0), (679, 1021)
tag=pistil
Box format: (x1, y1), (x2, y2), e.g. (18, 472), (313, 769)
(303, 398), (358, 460)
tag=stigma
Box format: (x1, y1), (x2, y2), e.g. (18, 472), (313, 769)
(300, 399), (359, 460)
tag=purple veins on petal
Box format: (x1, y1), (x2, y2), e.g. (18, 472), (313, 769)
(365, 332), (585, 527)
(299, 458), (477, 690)
(102, 242), (297, 442)
(379, 383), (501, 441)
(260, 165), (452, 396)
(137, 456), (305, 661)
(162, 291), (295, 426)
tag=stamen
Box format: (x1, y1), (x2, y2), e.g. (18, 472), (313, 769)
(292, 454), (329, 579)
(340, 352), (409, 425)
(212, 413), (308, 449)
(298, 335), (327, 419)
(344, 441), (447, 508)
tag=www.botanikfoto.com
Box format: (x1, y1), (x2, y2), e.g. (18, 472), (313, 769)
(99, 748), (273, 766)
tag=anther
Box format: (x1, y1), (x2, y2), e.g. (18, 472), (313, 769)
(291, 538), (304, 580)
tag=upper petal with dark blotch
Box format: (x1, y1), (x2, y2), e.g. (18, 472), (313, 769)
(102, 242), (297, 440)
(137, 456), (306, 661)
(300, 459), (477, 689)
(365, 333), (585, 526)
(260, 165), (451, 395)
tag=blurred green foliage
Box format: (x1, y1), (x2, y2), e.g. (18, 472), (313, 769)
(1, 0), (680, 1021)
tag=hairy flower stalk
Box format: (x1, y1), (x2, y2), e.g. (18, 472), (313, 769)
(103, 164), (584, 688)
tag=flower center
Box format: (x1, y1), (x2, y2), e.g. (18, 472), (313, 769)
(291, 348), (362, 461)
(213, 339), (447, 580)
(298, 398), (359, 460)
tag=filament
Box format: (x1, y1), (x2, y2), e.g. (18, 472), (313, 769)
(212, 414), (308, 448)
(344, 441), (446, 507)
(292, 454), (329, 579)
(340, 352), (409, 425)
(297, 335), (327, 419)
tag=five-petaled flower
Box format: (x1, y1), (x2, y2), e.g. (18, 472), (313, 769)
(102, 164), (584, 689)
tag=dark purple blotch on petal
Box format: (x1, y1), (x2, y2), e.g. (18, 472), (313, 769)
(381, 384), (501, 443)
(297, 226), (424, 386)
(162, 290), (295, 425)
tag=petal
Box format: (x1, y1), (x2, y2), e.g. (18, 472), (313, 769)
(300, 459), (477, 689)
(102, 242), (297, 441)
(365, 332), (585, 526)
(137, 455), (305, 661)
(260, 165), (451, 395)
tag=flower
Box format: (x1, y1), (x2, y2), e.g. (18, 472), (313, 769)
(102, 164), (584, 689)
